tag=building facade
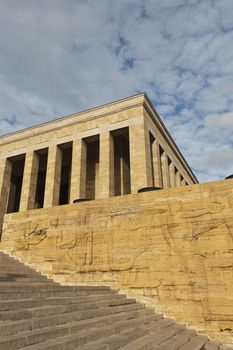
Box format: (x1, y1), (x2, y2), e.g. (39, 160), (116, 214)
(0, 93), (197, 230)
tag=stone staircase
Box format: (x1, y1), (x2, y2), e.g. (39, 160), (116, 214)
(0, 252), (232, 350)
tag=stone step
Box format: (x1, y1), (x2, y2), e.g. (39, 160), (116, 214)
(0, 283), (111, 290)
(117, 333), (160, 350)
(0, 271), (49, 279)
(0, 275), (50, 280)
(92, 327), (149, 350)
(150, 323), (186, 348)
(0, 252), (231, 350)
(0, 282), (63, 290)
(0, 257), (22, 262)
(14, 316), (165, 350)
(18, 328), (114, 349)
(0, 310), (159, 350)
(96, 320), (183, 350)
(144, 316), (176, 332)
(0, 261), (40, 271)
(0, 293), (129, 311)
(0, 272), (52, 281)
(0, 286), (117, 300)
(0, 297), (137, 321)
(152, 328), (197, 349)
(203, 341), (221, 350)
(179, 334), (209, 349)
(0, 260), (39, 266)
(0, 265), (39, 270)
(0, 303), (151, 337)
(0, 277), (54, 283)
(79, 344), (109, 350)
(89, 315), (173, 350)
(92, 327), (152, 350)
(0, 260), (36, 265)
(0, 267), (46, 275)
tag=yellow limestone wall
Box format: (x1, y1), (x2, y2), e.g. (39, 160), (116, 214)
(1, 179), (233, 343)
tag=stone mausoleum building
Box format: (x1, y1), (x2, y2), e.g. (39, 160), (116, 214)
(0, 93), (233, 348)
(0, 93), (197, 230)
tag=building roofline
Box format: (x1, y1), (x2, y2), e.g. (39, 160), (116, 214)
(0, 91), (198, 183)
(0, 92), (146, 140)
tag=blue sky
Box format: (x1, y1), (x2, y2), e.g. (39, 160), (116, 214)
(0, 0), (233, 182)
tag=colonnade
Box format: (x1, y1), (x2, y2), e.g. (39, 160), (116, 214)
(149, 137), (188, 189)
(0, 126), (189, 224)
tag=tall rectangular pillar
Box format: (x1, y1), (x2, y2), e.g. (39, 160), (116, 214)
(19, 151), (39, 211)
(120, 144), (130, 195)
(129, 121), (152, 194)
(98, 132), (114, 198)
(0, 159), (12, 231)
(169, 161), (176, 187)
(70, 139), (87, 203)
(176, 171), (181, 186)
(161, 151), (170, 188)
(44, 145), (62, 208)
(152, 141), (163, 188)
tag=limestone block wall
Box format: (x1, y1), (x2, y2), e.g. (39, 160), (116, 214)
(1, 179), (233, 343)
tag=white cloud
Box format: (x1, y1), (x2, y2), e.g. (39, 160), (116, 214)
(204, 112), (233, 136)
(165, 0), (220, 39)
(0, 0), (232, 182)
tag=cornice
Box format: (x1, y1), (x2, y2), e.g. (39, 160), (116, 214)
(0, 93), (145, 146)
(0, 91), (198, 183)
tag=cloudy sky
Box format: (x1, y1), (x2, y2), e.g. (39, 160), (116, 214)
(0, 0), (233, 182)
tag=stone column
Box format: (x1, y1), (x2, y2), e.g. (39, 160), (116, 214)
(120, 140), (131, 195)
(44, 144), (62, 208)
(181, 177), (187, 186)
(98, 131), (114, 198)
(152, 140), (163, 188)
(19, 151), (39, 211)
(0, 159), (12, 231)
(176, 171), (181, 186)
(169, 162), (176, 187)
(70, 139), (87, 203)
(129, 120), (152, 194)
(161, 151), (170, 188)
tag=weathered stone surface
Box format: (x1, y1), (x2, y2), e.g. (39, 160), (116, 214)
(1, 251), (231, 350)
(1, 178), (233, 344)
